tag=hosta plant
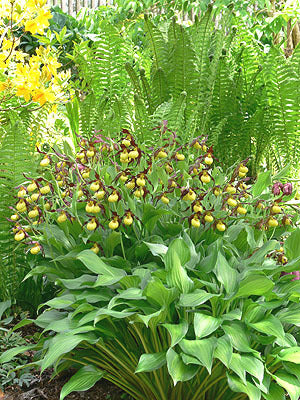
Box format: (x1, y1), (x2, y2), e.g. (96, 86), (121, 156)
(2, 128), (300, 400)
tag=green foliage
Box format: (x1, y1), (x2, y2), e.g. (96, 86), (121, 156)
(3, 131), (299, 399)
(0, 301), (34, 390)
(69, 13), (300, 174)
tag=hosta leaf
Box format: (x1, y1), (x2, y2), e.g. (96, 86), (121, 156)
(166, 250), (193, 294)
(284, 228), (300, 260)
(241, 355), (264, 383)
(166, 348), (198, 386)
(179, 338), (217, 373)
(162, 320), (188, 347)
(0, 344), (36, 364)
(41, 333), (97, 372)
(262, 382), (285, 400)
(229, 354), (246, 383)
(278, 347), (300, 363)
(235, 275), (274, 298)
(227, 374), (261, 400)
(223, 322), (254, 353)
(214, 335), (232, 367)
(249, 315), (285, 340)
(76, 250), (126, 286)
(135, 352), (166, 373)
(194, 313), (221, 338)
(60, 366), (104, 400)
(272, 371), (300, 400)
(144, 277), (178, 307)
(251, 171), (272, 197)
(178, 289), (219, 307)
(215, 252), (238, 295)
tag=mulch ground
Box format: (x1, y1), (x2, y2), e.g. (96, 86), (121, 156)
(2, 322), (128, 400)
(3, 372), (125, 400)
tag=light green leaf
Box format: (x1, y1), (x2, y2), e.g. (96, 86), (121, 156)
(194, 313), (221, 338)
(166, 348), (198, 386)
(135, 352), (166, 373)
(249, 315), (285, 340)
(241, 355), (264, 383)
(60, 366), (104, 400)
(272, 372), (300, 400)
(252, 171), (272, 197)
(144, 242), (168, 257)
(166, 250), (193, 294)
(229, 354), (246, 383)
(179, 338), (217, 373)
(41, 333), (97, 372)
(178, 289), (219, 307)
(144, 277), (178, 307)
(215, 252), (238, 295)
(284, 228), (300, 260)
(223, 322), (253, 353)
(76, 250), (126, 286)
(0, 345), (36, 364)
(277, 308), (300, 326)
(278, 347), (300, 363)
(227, 374), (261, 400)
(163, 321), (188, 347)
(262, 382), (285, 400)
(235, 275), (274, 298)
(214, 336), (232, 367)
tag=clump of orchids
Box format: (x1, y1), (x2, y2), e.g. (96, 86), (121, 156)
(9, 125), (295, 256)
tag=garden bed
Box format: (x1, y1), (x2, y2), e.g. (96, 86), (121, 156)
(3, 373), (124, 400)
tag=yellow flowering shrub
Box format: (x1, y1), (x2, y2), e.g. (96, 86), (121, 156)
(0, 0), (70, 108)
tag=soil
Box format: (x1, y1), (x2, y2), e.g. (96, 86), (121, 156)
(3, 372), (125, 400)
(2, 322), (128, 400)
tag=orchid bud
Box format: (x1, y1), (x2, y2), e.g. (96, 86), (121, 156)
(282, 183), (293, 196)
(272, 182), (283, 196)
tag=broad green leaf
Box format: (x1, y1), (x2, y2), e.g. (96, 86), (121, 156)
(249, 315), (285, 340)
(229, 354), (246, 383)
(0, 300), (11, 320)
(0, 344), (36, 363)
(76, 250), (126, 286)
(41, 333), (97, 372)
(241, 355), (264, 383)
(166, 250), (193, 294)
(235, 275), (274, 298)
(215, 252), (238, 295)
(58, 275), (96, 290)
(165, 238), (191, 267)
(166, 348), (198, 386)
(135, 352), (166, 373)
(162, 321), (188, 347)
(245, 241), (278, 265)
(278, 347), (300, 363)
(194, 313), (221, 338)
(60, 366), (104, 400)
(262, 382), (285, 400)
(142, 204), (170, 233)
(179, 338), (217, 373)
(214, 336), (232, 367)
(272, 372), (300, 400)
(144, 277), (178, 307)
(144, 242), (168, 257)
(284, 228), (300, 260)
(178, 289), (219, 307)
(277, 307), (300, 326)
(39, 294), (76, 310)
(223, 322), (253, 353)
(35, 310), (67, 328)
(227, 374), (261, 400)
(252, 171), (272, 197)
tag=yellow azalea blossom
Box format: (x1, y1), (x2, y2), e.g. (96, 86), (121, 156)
(32, 88), (56, 105)
(16, 85), (31, 102)
(25, 19), (38, 34)
(0, 54), (8, 69)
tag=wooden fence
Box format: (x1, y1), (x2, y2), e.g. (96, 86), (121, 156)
(48, 0), (115, 15)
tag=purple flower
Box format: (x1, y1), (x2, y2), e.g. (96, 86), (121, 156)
(282, 183), (293, 196)
(272, 182), (283, 196)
